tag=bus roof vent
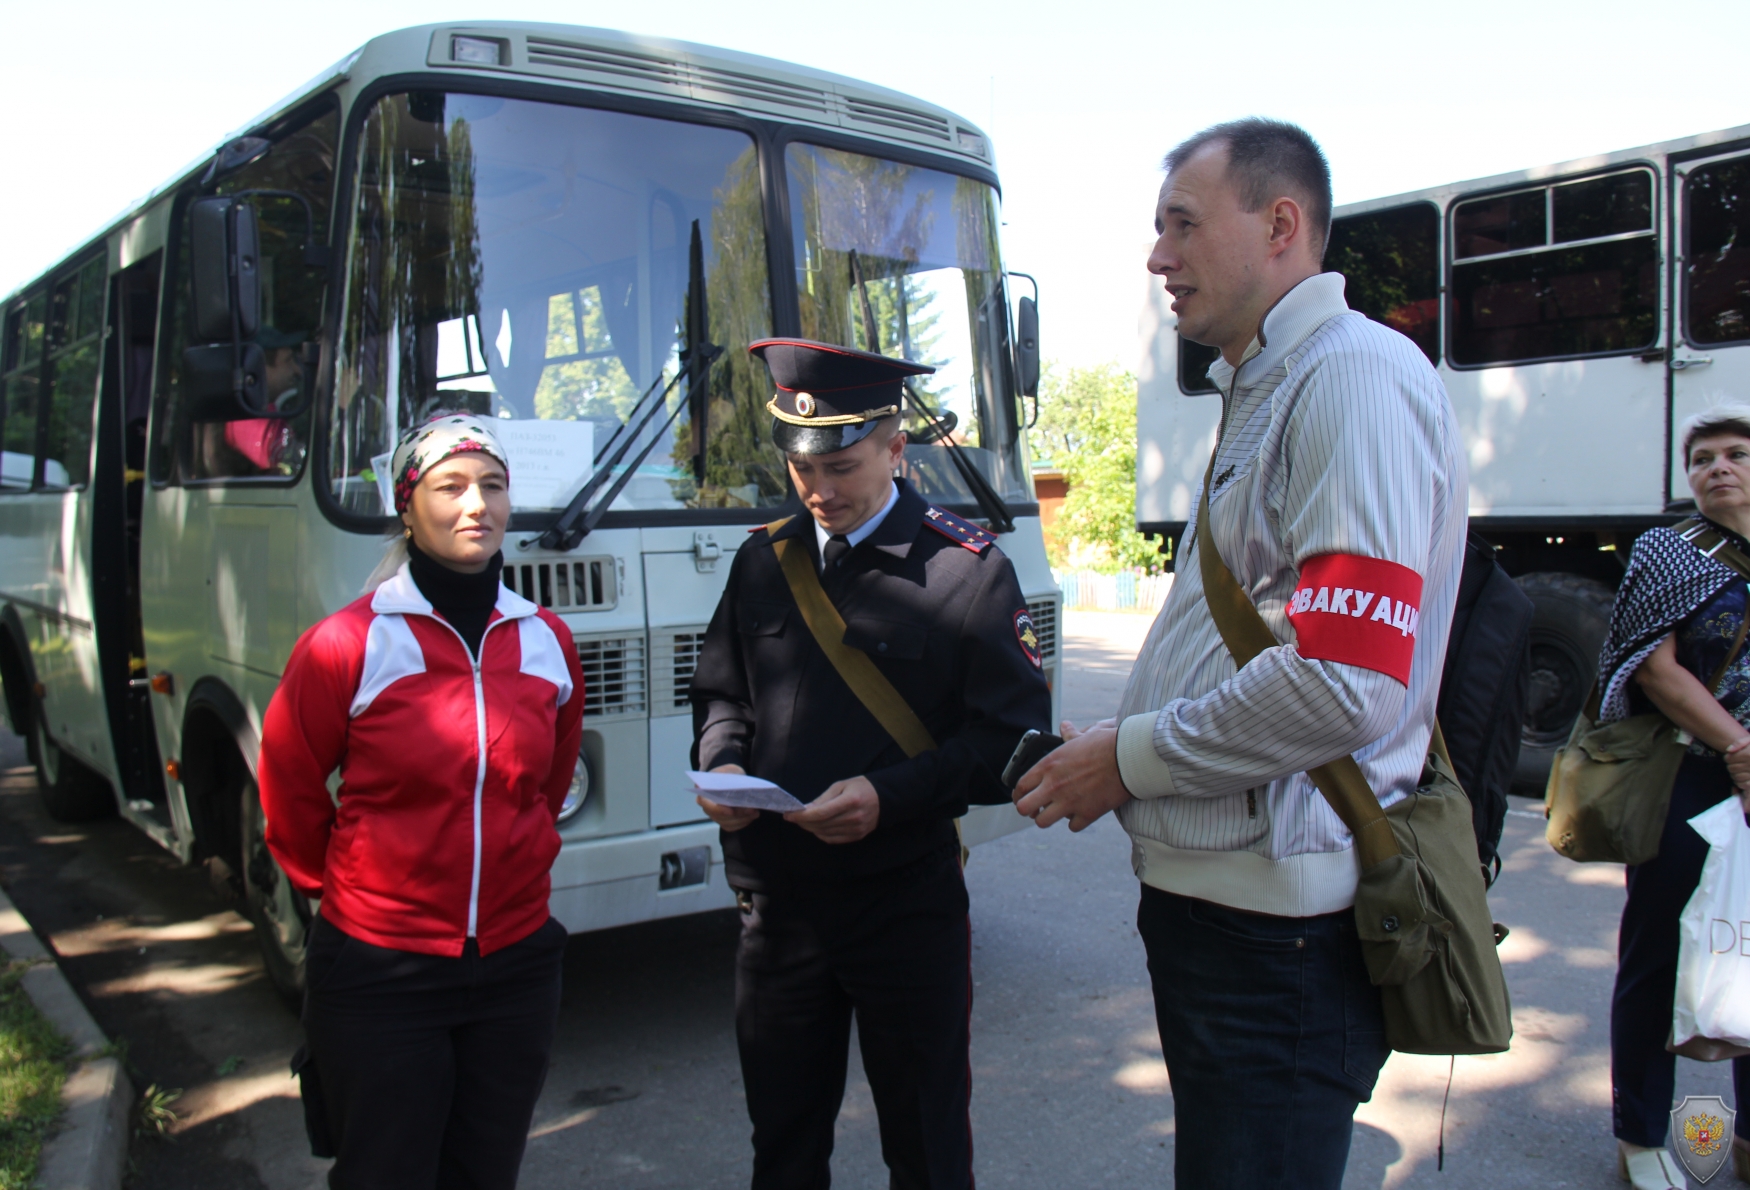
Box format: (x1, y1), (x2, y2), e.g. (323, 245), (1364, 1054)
(690, 62), (832, 119)
(841, 96), (953, 143)
(525, 35), (691, 97)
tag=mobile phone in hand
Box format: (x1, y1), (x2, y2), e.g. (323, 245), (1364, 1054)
(1002, 729), (1064, 789)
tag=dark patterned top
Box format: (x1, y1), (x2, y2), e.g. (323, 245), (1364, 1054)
(1602, 518), (1750, 754)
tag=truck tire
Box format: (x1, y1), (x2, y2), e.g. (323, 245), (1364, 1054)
(33, 702), (116, 822)
(1512, 572), (1616, 794)
(240, 767), (309, 1004)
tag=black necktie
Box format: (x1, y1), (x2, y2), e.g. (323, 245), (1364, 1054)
(823, 534), (851, 570)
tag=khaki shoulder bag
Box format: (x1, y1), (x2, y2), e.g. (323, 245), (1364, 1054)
(1196, 477), (1513, 1055)
(1544, 517), (1750, 866)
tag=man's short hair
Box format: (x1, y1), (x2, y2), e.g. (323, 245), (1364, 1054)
(1164, 118), (1333, 258)
(1680, 402), (1750, 466)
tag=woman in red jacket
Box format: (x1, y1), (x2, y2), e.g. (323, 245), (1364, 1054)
(259, 412), (584, 1189)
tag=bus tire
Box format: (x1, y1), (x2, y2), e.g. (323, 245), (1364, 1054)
(239, 768), (309, 1005)
(1512, 571), (1616, 795)
(33, 702), (116, 823)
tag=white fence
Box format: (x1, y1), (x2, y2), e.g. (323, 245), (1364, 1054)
(1053, 569), (1172, 614)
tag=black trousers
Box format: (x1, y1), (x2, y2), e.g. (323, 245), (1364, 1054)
(299, 912), (567, 1190)
(1138, 884), (1389, 1190)
(734, 846), (973, 1190)
(1611, 751), (1750, 1146)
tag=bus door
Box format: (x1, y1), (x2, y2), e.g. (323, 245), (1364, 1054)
(1672, 149), (1750, 499)
(92, 255), (169, 825)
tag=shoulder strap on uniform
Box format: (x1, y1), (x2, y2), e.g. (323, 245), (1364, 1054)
(766, 520), (937, 759)
(1195, 450), (1405, 871)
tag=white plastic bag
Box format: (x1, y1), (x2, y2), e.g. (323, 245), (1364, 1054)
(1672, 797), (1750, 1053)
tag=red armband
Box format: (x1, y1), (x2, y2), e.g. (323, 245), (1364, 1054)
(1285, 554), (1424, 686)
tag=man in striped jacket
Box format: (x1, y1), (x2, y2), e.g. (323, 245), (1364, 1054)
(1015, 119), (1468, 1188)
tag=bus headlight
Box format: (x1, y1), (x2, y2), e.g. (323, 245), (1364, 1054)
(557, 753), (592, 824)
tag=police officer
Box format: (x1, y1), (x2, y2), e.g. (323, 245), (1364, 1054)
(691, 337), (1051, 1190)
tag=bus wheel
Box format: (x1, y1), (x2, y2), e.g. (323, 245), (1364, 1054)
(32, 703), (115, 823)
(239, 770), (309, 1004)
(1512, 571), (1616, 795)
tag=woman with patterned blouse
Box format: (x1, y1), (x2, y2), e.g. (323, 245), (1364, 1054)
(1594, 405), (1750, 1189)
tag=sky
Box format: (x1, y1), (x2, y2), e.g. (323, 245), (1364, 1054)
(6, 0), (1750, 369)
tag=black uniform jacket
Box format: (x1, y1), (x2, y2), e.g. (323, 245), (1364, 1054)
(691, 479), (1052, 886)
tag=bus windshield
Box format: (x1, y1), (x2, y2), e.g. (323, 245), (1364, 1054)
(329, 91), (780, 517)
(787, 144), (1031, 505)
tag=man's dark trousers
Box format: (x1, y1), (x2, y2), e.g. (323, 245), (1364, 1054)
(300, 912), (567, 1190)
(1138, 884), (1389, 1189)
(735, 845), (972, 1190)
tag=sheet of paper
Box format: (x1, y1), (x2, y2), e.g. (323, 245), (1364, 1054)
(494, 418), (596, 510)
(687, 770), (806, 813)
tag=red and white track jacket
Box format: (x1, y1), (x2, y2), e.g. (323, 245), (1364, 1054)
(259, 565), (584, 957)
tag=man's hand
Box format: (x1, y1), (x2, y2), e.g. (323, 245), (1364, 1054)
(784, 776), (881, 844)
(1012, 718), (1132, 832)
(696, 763), (761, 833)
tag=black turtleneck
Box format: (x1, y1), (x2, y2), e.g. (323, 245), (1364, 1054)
(407, 539), (504, 658)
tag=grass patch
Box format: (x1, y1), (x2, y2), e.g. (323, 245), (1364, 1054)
(0, 961), (70, 1189)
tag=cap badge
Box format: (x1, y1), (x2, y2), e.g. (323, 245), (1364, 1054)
(794, 392), (817, 418)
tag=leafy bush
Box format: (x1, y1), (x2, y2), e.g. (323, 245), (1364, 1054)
(1032, 362), (1162, 573)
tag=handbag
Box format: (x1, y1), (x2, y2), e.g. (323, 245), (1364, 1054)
(1195, 473), (1512, 1055)
(1544, 517), (1750, 866)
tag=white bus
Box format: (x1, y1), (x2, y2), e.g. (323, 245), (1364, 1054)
(0, 22), (1059, 997)
(1136, 121), (1750, 791)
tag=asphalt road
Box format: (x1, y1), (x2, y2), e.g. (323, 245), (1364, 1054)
(0, 609), (1739, 1188)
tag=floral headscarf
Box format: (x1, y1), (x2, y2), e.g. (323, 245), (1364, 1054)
(389, 413), (511, 514)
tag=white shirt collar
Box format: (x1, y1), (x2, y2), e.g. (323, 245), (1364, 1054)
(1204, 271), (1349, 394)
(814, 479), (901, 566)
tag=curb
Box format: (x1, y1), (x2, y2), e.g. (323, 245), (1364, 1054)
(0, 885), (131, 1190)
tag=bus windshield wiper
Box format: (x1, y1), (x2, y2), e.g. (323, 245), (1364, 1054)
(847, 250), (1014, 534)
(529, 221), (720, 552)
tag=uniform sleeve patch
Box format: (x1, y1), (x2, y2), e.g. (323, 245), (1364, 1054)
(1013, 609), (1043, 668)
(1285, 554), (1424, 686)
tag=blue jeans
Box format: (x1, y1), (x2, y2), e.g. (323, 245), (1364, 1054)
(1138, 885), (1389, 1189)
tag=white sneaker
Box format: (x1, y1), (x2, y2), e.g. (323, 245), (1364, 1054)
(1618, 1143), (1687, 1189)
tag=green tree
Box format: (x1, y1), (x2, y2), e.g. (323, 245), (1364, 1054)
(1033, 361), (1160, 573)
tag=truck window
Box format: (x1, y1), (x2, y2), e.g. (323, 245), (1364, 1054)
(1448, 168), (1658, 366)
(41, 256), (106, 488)
(1178, 337), (1220, 394)
(1, 295), (45, 489)
(1326, 202), (1439, 364)
(1684, 156), (1750, 345)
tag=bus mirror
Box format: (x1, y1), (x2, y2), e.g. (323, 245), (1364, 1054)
(180, 342), (268, 421)
(1015, 296), (1040, 398)
(190, 197), (260, 343)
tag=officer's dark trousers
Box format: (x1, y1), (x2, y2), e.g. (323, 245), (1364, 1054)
(299, 912), (567, 1190)
(735, 846), (972, 1190)
(1138, 884), (1389, 1190)
(1611, 752), (1750, 1146)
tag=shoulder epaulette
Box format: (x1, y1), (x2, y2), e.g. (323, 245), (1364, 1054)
(922, 506), (996, 554)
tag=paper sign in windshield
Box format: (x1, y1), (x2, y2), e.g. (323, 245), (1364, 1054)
(687, 770), (806, 813)
(495, 419), (596, 510)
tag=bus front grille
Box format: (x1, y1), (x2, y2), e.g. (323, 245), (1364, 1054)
(575, 634), (647, 717)
(650, 627), (708, 716)
(1026, 598), (1059, 662)
(503, 557), (617, 611)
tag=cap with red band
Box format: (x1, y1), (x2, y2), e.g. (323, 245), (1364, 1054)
(1285, 554), (1424, 686)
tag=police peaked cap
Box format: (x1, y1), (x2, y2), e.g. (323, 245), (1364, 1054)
(751, 338), (935, 455)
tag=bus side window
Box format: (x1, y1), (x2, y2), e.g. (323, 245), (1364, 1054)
(40, 257), (106, 489)
(1177, 337), (1220, 395)
(1449, 169), (1658, 366)
(1325, 202), (1440, 365)
(1685, 157), (1750, 345)
(1, 295), (46, 490)
(161, 101), (336, 484)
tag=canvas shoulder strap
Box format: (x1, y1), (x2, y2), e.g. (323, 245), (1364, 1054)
(765, 517), (938, 759)
(1194, 461), (1404, 870)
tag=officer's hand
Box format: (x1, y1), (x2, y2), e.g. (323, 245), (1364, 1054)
(784, 776), (880, 844)
(697, 764), (760, 832)
(1012, 719), (1131, 832)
